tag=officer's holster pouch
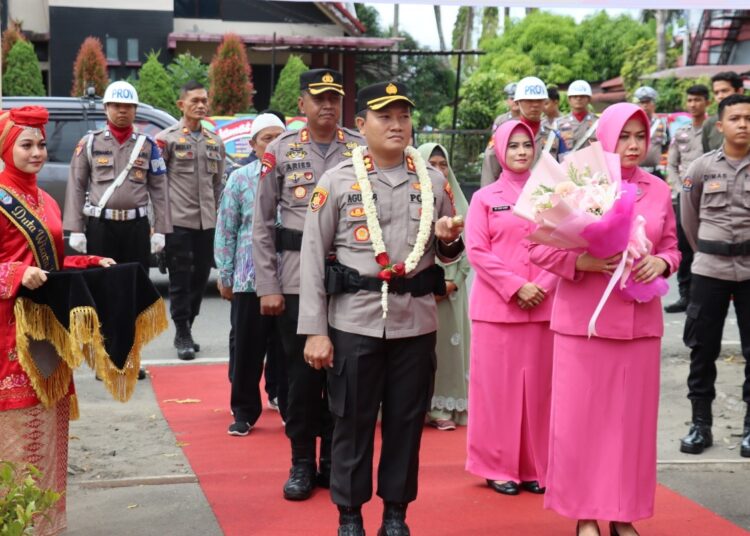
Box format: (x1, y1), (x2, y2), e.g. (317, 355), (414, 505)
(325, 261), (446, 297)
(275, 226), (303, 252)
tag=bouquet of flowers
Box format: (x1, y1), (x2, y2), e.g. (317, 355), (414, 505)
(513, 142), (668, 335)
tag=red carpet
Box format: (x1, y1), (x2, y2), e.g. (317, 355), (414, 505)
(150, 364), (748, 536)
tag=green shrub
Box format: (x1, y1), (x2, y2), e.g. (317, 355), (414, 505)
(0, 461), (61, 536)
(71, 37), (109, 97)
(168, 52), (209, 95)
(3, 41), (45, 96)
(136, 50), (178, 116)
(208, 34), (253, 115)
(269, 55), (308, 118)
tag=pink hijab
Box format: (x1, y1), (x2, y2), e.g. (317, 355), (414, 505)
(493, 120), (536, 188)
(596, 103), (651, 182)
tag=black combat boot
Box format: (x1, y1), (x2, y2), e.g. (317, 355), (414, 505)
(282, 459), (316, 501)
(174, 321), (195, 361)
(741, 407), (750, 458)
(377, 502), (410, 536)
(189, 318), (200, 352)
(338, 505), (365, 536)
(680, 399), (713, 454)
(664, 294), (688, 313)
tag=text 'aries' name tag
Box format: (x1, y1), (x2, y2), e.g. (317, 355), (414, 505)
(492, 205), (511, 212)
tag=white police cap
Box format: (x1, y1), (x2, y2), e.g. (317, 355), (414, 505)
(633, 86), (658, 102)
(567, 80), (592, 97)
(504, 82), (518, 99)
(514, 77), (548, 101)
(103, 81), (139, 105)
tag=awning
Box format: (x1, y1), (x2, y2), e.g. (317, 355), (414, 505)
(276, 1), (740, 9)
(641, 65), (750, 79)
(167, 33), (400, 51)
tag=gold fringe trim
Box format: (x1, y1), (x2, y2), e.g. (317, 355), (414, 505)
(13, 297), (168, 405)
(69, 394), (80, 421)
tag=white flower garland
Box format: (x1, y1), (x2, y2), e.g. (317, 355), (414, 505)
(352, 145), (434, 318)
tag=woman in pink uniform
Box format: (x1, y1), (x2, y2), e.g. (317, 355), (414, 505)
(530, 103), (680, 536)
(465, 120), (558, 496)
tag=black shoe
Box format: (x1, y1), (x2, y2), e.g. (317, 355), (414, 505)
(283, 461), (316, 501)
(741, 426), (750, 458)
(317, 458), (331, 489)
(377, 503), (409, 536)
(138, 368), (147, 380)
(338, 506), (365, 536)
(227, 421), (252, 436)
(664, 296), (688, 313)
(609, 521), (639, 536)
(520, 480), (545, 494)
(680, 399), (713, 454)
(193, 342), (201, 352)
(174, 322), (196, 361)
(486, 479), (520, 495)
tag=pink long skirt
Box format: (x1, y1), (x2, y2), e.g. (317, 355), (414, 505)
(466, 321), (553, 483)
(544, 334), (660, 522)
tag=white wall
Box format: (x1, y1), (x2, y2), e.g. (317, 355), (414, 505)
(9, 0), (49, 34)
(173, 18), (343, 38)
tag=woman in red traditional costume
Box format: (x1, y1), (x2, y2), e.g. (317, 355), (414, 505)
(0, 106), (113, 535)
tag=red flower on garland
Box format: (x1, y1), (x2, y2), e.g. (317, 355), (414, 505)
(375, 252), (390, 267)
(377, 269), (392, 282)
(391, 262), (406, 276)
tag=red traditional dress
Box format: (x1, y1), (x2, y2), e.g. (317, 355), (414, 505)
(0, 107), (102, 536)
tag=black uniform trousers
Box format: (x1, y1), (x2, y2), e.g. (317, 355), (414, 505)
(228, 292), (288, 423)
(328, 327), (436, 507)
(86, 216), (150, 271)
(165, 226), (214, 324)
(673, 197), (694, 298)
(684, 274), (750, 404)
(279, 294), (333, 460)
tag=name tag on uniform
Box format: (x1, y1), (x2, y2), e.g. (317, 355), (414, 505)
(492, 205), (511, 212)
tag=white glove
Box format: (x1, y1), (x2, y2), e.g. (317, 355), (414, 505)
(69, 232), (87, 253)
(151, 233), (165, 254)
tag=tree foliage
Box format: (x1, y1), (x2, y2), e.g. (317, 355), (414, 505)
(269, 55), (308, 118)
(353, 5), (455, 127)
(167, 52), (209, 95)
(3, 41), (45, 96)
(2, 20), (26, 74)
(479, 8), (499, 47)
(136, 50), (178, 116)
(208, 34), (253, 115)
(71, 37), (109, 97)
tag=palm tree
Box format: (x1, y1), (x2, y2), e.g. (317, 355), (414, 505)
(434, 6), (446, 51)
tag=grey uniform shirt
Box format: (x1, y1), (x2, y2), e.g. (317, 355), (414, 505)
(557, 112), (598, 152)
(681, 149), (750, 281)
(156, 119), (225, 230)
(63, 129), (171, 234)
(667, 123), (704, 200)
(252, 126), (364, 296)
(480, 123), (564, 187)
(643, 115), (669, 169)
(297, 154), (461, 339)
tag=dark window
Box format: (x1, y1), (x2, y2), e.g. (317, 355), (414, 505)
(106, 37), (118, 61)
(127, 39), (139, 62)
(175, 0), (220, 19)
(45, 117), (88, 163)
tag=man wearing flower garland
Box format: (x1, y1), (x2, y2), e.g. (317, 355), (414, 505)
(252, 68), (364, 501)
(298, 82), (465, 536)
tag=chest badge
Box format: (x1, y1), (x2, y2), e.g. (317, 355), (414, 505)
(707, 180), (723, 191)
(287, 150), (307, 160)
(354, 225), (370, 242)
(349, 207), (366, 218)
(293, 186), (307, 199)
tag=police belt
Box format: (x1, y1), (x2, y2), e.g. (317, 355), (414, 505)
(83, 204), (148, 221)
(325, 260), (446, 297)
(276, 226), (303, 252)
(697, 239), (750, 257)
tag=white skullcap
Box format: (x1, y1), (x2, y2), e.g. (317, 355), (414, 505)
(250, 113), (286, 140)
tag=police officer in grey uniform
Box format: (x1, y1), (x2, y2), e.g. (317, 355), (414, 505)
(157, 81), (225, 361)
(252, 69), (364, 501)
(702, 71), (745, 153)
(298, 81), (464, 536)
(64, 81), (171, 268)
(490, 82), (519, 131)
(664, 84), (709, 314)
(634, 86), (669, 179)
(679, 94), (750, 458)
(480, 77), (567, 187)
(557, 80), (598, 152)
